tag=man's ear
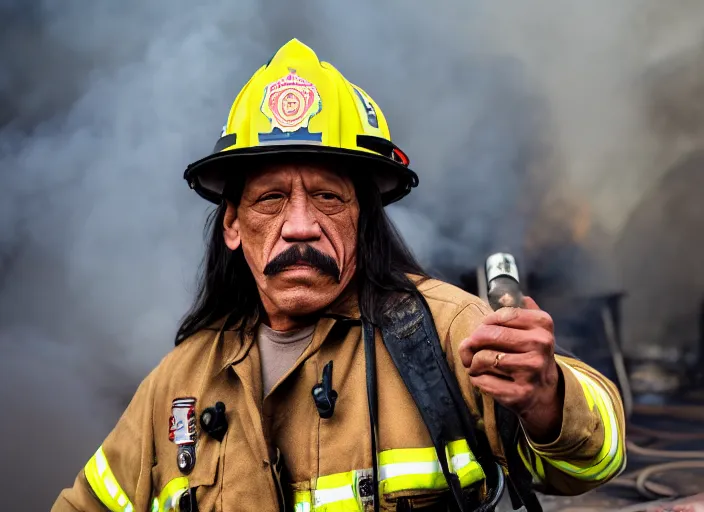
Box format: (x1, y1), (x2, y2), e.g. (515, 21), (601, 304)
(223, 202), (241, 251)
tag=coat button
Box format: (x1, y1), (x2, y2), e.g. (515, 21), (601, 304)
(177, 445), (195, 474)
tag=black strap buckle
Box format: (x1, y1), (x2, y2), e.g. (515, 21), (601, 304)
(312, 361), (338, 419)
(478, 463), (506, 511)
(178, 487), (199, 512)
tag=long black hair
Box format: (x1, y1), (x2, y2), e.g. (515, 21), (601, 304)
(175, 172), (428, 344)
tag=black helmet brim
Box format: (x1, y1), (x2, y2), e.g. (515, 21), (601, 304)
(184, 144), (419, 206)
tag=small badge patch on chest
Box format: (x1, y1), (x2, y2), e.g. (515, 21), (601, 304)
(169, 397), (198, 475)
(169, 397), (197, 445)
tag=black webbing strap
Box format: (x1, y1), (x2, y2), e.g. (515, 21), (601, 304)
(493, 345), (575, 510)
(379, 293), (503, 512)
(497, 345), (578, 511)
(363, 321), (381, 512)
(494, 345), (578, 512)
(495, 405), (543, 512)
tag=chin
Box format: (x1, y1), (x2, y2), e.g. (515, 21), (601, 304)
(266, 274), (344, 315)
(274, 288), (340, 316)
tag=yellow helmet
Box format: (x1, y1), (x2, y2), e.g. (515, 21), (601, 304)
(184, 39), (418, 205)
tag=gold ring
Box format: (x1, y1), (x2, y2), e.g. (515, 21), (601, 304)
(493, 353), (505, 368)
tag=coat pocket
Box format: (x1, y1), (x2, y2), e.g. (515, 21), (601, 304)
(151, 436), (221, 511)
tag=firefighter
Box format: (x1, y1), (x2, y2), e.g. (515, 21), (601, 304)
(53, 39), (625, 512)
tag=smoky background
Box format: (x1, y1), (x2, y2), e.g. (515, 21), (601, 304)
(1, 1), (703, 508)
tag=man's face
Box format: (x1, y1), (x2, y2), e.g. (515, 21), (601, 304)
(223, 162), (359, 328)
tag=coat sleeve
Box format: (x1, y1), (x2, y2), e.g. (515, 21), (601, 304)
(444, 299), (627, 496)
(516, 355), (627, 494)
(51, 364), (160, 512)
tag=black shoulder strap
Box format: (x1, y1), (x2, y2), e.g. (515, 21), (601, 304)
(379, 293), (542, 512)
(379, 293), (502, 511)
(494, 405), (543, 511)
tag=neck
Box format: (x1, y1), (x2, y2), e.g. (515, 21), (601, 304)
(263, 313), (319, 332)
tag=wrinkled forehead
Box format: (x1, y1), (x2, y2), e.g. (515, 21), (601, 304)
(243, 162), (356, 193)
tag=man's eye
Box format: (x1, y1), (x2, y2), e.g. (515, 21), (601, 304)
(259, 193), (284, 202)
(315, 192), (342, 202)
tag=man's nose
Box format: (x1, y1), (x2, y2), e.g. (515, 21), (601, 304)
(281, 196), (322, 242)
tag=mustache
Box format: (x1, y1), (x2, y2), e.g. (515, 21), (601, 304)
(263, 245), (341, 282)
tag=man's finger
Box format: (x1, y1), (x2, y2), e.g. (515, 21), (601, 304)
(466, 324), (547, 354)
(467, 350), (513, 378)
(522, 296), (541, 310)
(469, 350), (545, 378)
(458, 337), (475, 369)
(483, 306), (554, 332)
(469, 374), (530, 409)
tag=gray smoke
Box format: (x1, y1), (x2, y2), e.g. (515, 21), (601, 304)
(2, 1), (704, 509)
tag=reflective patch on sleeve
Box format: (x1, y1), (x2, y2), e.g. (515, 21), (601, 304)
(529, 366), (626, 482)
(517, 441), (545, 484)
(84, 446), (135, 512)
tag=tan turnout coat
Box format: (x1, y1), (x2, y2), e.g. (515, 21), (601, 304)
(54, 279), (625, 511)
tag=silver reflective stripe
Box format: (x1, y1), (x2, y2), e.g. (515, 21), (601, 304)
(313, 485), (355, 506)
(451, 452), (472, 471)
(380, 461), (441, 480)
(294, 502), (311, 512)
(379, 455), (472, 481)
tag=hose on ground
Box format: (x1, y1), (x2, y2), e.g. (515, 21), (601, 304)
(626, 440), (704, 460)
(627, 423), (704, 442)
(599, 306), (704, 509)
(635, 461), (704, 500)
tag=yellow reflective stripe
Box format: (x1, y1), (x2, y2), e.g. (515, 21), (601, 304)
(565, 368), (624, 478)
(317, 471), (356, 490)
(447, 439), (469, 460)
(293, 490), (312, 512)
(314, 471), (360, 510)
(84, 446), (134, 512)
(535, 454), (546, 481)
(379, 446), (437, 464)
(539, 367), (625, 481)
(517, 440), (545, 483)
(292, 442), (485, 510)
(155, 477), (189, 512)
(378, 443), (484, 495)
(579, 369), (621, 470)
(447, 439), (485, 487)
(380, 461), (449, 493)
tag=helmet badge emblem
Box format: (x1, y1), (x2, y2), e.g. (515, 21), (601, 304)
(259, 72), (322, 144)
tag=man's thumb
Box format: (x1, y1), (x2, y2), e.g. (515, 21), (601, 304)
(522, 296), (541, 310)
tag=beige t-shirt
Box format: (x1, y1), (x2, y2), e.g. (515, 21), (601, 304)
(257, 323), (315, 397)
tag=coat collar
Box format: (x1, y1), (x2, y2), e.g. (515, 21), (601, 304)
(213, 282), (361, 372)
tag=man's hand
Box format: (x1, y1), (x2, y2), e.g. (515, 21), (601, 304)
(458, 297), (564, 443)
